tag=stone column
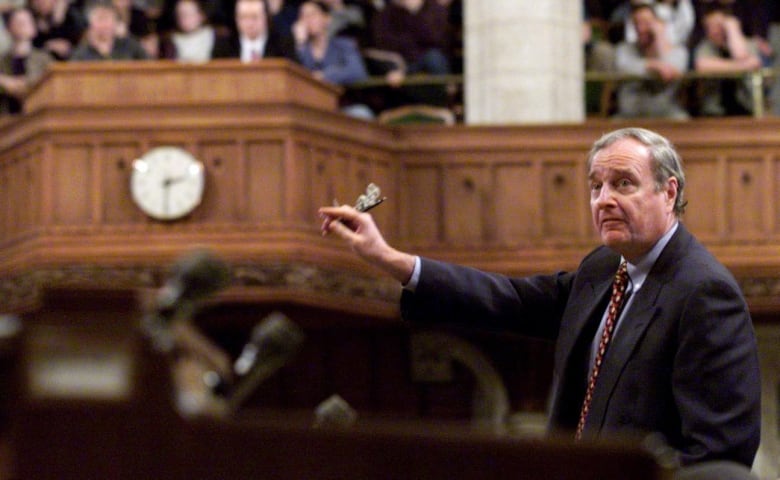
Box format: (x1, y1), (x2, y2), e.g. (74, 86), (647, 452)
(464, 1), (584, 124)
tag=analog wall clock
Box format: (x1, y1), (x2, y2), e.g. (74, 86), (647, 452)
(130, 146), (205, 220)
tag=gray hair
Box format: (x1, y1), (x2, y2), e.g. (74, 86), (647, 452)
(587, 127), (687, 216)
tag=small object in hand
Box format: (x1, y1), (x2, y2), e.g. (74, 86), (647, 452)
(333, 183), (387, 213)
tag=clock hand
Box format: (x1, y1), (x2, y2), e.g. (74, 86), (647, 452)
(164, 175), (189, 187)
(162, 177), (172, 216)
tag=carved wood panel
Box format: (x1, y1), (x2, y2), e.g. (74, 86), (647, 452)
(101, 143), (144, 225)
(493, 160), (540, 245)
(246, 140), (286, 223)
(444, 164), (489, 245)
(52, 144), (93, 225)
(541, 160), (585, 239)
(727, 156), (766, 240)
(197, 141), (243, 223)
(400, 164), (441, 244)
(680, 153), (723, 240)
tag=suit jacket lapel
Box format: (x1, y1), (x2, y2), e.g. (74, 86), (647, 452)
(556, 276), (613, 369)
(585, 224), (691, 434)
(585, 276), (663, 432)
(549, 255), (617, 427)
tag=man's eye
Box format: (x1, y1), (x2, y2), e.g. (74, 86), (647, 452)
(618, 178), (632, 188)
(590, 182), (602, 191)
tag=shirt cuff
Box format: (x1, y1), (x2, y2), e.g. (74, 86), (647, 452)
(402, 256), (421, 292)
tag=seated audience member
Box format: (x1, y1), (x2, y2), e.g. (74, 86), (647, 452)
(159, 0), (221, 61)
(0, 0), (24, 56)
(370, 0), (451, 76)
(320, 0), (366, 39)
(30, 0), (86, 60)
(730, 0), (772, 66)
(694, 5), (761, 115)
(625, 0), (695, 47)
(0, 7), (53, 114)
(583, 0), (629, 72)
(615, 1), (689, 119)
(212, 0), (298, 62)
(112, 0), (158, 57)
(293, 0), (373, 118)
(70, 0), (149, 60)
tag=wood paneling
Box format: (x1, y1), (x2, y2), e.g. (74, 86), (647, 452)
(310, 145), (348, 213)
(197, 142), (243, 222)
(101, 143), (144, 224)
(727, 157), (766, 239)
(542, 160), (584, 238)
(24, 60), (341, 113)
(681, 154), (722, 239)
(52, 144), (93, 225)
(400, 165), (441, 244)
(246, 140), (285, 222)
(3, 64), (780, 314)
(494, 161), (540, 244)
(443, 164), (489, 244)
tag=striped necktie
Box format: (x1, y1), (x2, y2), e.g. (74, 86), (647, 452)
(575, 260), (629, 440)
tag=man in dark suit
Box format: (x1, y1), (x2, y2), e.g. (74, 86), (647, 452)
(319, 127), (761, 468)
(212, 0), (298, 62)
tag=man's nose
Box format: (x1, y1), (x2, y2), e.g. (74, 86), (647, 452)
(594, 185), (616, 207)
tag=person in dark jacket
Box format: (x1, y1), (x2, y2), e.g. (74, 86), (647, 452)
(319, 127), (761, 469)
(211, 0), (297, 62)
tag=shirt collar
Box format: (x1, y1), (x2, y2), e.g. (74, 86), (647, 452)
(623, 221), (678, 292)
(241, 35), (267, 48)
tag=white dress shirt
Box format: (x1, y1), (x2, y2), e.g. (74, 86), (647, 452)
(240, 35), (268, 63)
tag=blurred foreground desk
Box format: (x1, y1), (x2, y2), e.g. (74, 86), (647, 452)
(16, 403), (671, 480)
(180, 413), (671, 480)
(8, 288), (668, 480)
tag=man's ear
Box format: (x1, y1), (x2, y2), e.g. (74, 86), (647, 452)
(665, 177), (678, 209)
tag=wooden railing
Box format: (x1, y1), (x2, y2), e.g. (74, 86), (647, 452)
(585, 67), (775, 118)
(345, 68), (778, 119)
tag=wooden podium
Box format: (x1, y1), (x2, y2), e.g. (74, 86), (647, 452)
(0, 60), (401, 317)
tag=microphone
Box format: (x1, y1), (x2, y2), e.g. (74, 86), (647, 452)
(141, 248), (232, 352)
(233, 311), (305, 376)
(313, 394), (357, 429)
(211, 311), (305, 412)
(155, 248), (232, 317)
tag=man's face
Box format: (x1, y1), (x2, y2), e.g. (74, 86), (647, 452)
(298, 2), (329, 37)
(89, 6), (119, 40)
(703, 11), (727, 48)
(589, 138), (677, 262)
(8, 9), (37, 41)
(632, 7), (656, 48)
(236, 0), (267, 40)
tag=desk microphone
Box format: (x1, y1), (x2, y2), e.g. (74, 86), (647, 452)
(207, 312), (304, 412)
(313, 394), (357, 429)
(155, 248), (232, 317)
(233, 311), (305, 376)
(142, 248), (232, 352)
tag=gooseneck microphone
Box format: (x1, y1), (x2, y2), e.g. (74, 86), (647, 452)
(206, 311), (305, 413)
(141, 248), (232, 352)
(155, 248), (233, 317)
(233, 311), (304, 376)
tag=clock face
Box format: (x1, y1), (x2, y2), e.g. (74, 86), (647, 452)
(130, 147), (205, 220)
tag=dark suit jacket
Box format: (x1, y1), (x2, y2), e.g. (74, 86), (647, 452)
(211, 30), (298, 63)
(401, 223), (761, 467)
